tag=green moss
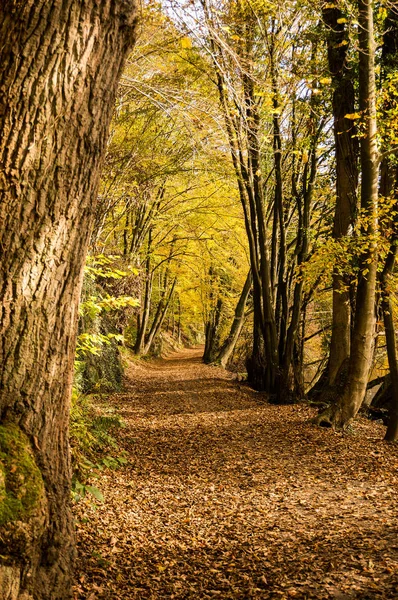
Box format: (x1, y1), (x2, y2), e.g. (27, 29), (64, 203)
(0, 423), (44, 526)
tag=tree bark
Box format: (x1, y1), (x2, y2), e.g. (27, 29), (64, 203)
(216, 271), (252, 368)
(379, 8), (398, 442)
(134, 231), (153, 355)
(203, 3), (279, 392)
(0, 2), (137, 598)
(381, 242), (398, 441)
(315, 0), (378, 428)
(323, 6), (359, 386)
(203, 298), (224, 364)
(143, 277), (177, 355)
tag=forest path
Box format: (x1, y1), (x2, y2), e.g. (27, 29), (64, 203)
(74, 347), (398, 599)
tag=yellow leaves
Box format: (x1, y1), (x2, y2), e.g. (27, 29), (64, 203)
(334, 39), (349, 48)
(319, 77), (332, 85)
(180, 37), (192, 50)
(378, 6), (388, 20)
(345, 112), (361, 120)
(337, 17), (348, 24)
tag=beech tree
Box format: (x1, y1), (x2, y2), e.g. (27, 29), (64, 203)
(0, 1), (137, 598)
(190, 0), (331, 398)
(216, 271), (252, 368)
(322, 3), (358, 387)
(315, 0), (379, 428)
(379, 6), (398, 441)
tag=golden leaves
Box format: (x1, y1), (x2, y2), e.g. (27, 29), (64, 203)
(180, 37), (192, 50)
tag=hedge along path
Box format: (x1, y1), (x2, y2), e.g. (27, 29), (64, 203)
(73, 347), (398, 599)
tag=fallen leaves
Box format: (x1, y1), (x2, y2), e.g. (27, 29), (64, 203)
(73, 348), (398, 599)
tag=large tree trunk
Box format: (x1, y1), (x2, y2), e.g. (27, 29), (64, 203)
(315, 0), (378, 429)
(323, 6), (359, 386)
(0, 2), (136, 598)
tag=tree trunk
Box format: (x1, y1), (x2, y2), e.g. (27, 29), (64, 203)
(203, 298), (224, 364)
(315, 0), (378, 428)
(278, 125), (318, 403)
(177, 295), (182, 344)
(380, 8), (398, 442)
(270, 38), (288, 358)
(382, 250), (398, 441)
(216, 271), (252, 368)
(134, 232), (153, 355)
(143, 277), (177, 355)
(203, 6), (278, 393)
(323, 6), (359, 386)
(0, 2), (136, 598)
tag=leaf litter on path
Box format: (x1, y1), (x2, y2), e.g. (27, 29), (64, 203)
(73, 348), (398, 599)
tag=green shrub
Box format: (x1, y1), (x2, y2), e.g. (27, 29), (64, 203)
(70, 392), (127, 503)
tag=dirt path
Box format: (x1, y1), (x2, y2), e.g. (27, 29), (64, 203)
(74, 348), (398, 599)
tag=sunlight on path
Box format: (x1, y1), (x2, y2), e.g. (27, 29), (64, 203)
(74, 348), (398, 599)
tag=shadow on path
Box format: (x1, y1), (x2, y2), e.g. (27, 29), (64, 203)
(74, 348), (398, 600)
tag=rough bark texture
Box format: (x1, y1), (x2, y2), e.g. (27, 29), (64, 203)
(323, 6), (359, 386)
(0, 2), (137, 598)
(315, 0), (378, 429)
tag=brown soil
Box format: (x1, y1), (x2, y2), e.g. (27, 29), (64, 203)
(73, 347), (398, 599)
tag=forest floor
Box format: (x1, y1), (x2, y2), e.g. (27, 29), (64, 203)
(73, 347), (398, 600)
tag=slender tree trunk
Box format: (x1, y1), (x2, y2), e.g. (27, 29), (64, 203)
(278, 145), (317, 403)
(177, 296), (182, 344)
(382, 238), (398, 441)
(134, 233), (153, 355)
(142, 237), (176, 354)
(203, 298), (224, 364)
(380, 9), (398, 441)
(0, 2), (136, 598)
(316, 0), (378, 428)
(123, 208), (130, 256)
(270, 29), (288, 366)
(203, 5), (278, 392)
(143, 278), (177, 355)
(216, 271), (252, 368)
(242, 67), (279, 392)
(323, 6), (359, 385)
